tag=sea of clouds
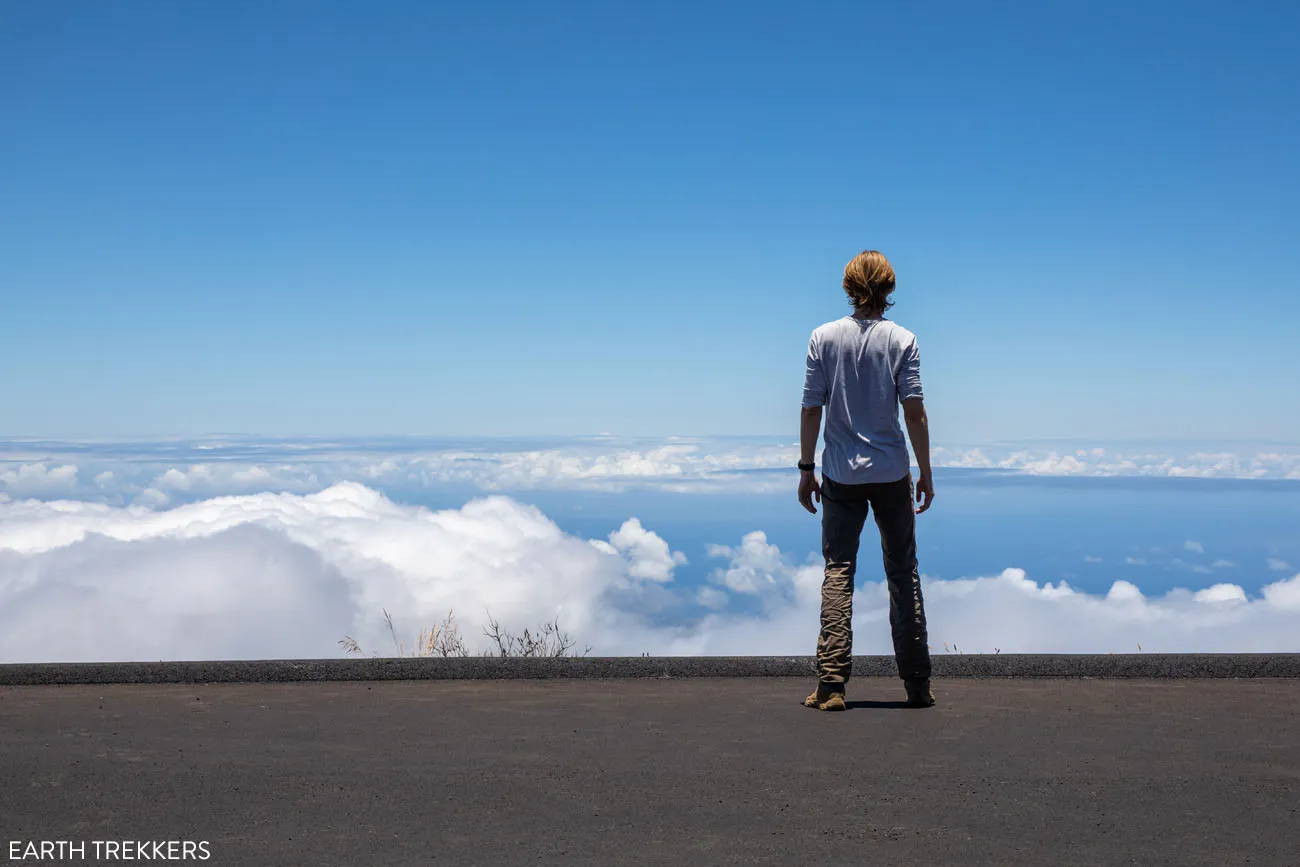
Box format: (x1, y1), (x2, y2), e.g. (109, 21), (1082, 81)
(2, 443), (1299, 661)
(3, 435), (1300, 505)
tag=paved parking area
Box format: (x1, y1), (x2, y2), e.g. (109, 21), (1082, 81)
(3, 677), (1297, 866)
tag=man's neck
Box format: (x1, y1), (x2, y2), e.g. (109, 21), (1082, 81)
(852, 307), (884, 320)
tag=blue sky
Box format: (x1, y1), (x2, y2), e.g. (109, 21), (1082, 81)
(3, 1), (1297, 440)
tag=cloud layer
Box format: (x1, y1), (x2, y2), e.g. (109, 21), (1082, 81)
(2, 436), (1300, 503)
(1, 484), (1297, 662)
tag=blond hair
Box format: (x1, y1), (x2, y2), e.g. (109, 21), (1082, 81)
(843, 250), (896, 313)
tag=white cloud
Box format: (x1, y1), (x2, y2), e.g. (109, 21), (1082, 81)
(148, 463), (317, 495)
(704, 531), (821, 605)
(695, 587), (729, 610)
(1107, 580), (1144, 602)
(1194, 584), (1247, 604)
(1261, 574), (1300, 611)
(1184, 540), (1204, 554)
(931, 447), (992, 468)
(1166, 453), (1242, 478)
(134, 488), (169, 507)
(3, 484), (1299, 662)
(1003, 452), (1091, 475)
(6, 437), (1300, 504)
(1267, 558), (1292, 572)
(594, 518), (688, 583)
(0, 484), (639, 662)
(1124, 557), (1146, 566)
(937, 445), (1300, 481)
(1211, 559), (1235, 568)
(156, 468), (192, 491)
(0, 463), (78, 496)
(1083, 556), (1103, 563)
(677, 562), (1300, 656)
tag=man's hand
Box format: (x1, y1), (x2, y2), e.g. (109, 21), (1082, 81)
(914, 472), (935, 514)
(798, 471), (822, 514)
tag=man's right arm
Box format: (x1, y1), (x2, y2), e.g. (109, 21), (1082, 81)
(902, 398), (931, 476)
(902, 398), (934, 513)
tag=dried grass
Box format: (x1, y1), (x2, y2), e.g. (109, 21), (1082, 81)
(339, 607), (591, 658)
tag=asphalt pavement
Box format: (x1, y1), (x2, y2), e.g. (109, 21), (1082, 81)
(2, 677), (1297, 866)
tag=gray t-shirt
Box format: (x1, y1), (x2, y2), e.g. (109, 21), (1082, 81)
(801, 315), (923, 485)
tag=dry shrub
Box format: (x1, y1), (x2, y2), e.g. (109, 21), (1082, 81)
(340, 607), (590, 658)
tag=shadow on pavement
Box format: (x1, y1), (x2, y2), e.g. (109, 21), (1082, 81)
(843, 699), (913, 709)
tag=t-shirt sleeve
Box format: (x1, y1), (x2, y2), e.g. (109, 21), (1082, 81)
(801, 332), (827, 408)
(895, 335), (924, 403)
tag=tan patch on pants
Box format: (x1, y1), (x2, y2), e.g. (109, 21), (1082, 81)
(817, 560), (854, 683)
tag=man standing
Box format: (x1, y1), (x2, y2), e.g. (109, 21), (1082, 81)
(797, 250), (936, 713)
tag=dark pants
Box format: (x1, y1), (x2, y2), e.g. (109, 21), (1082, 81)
(817, 473), (932, 686)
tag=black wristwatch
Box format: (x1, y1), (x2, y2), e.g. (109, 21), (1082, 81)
(797, 462), (816, 472)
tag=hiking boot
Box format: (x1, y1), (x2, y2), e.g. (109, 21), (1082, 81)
(803, 682), (846, 711)
(817, 691), (846, 712)
(904, 678), (936, 708)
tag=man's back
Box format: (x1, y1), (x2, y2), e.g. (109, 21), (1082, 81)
(798, 249), (935, 712)
(801, 315), (923, 485)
